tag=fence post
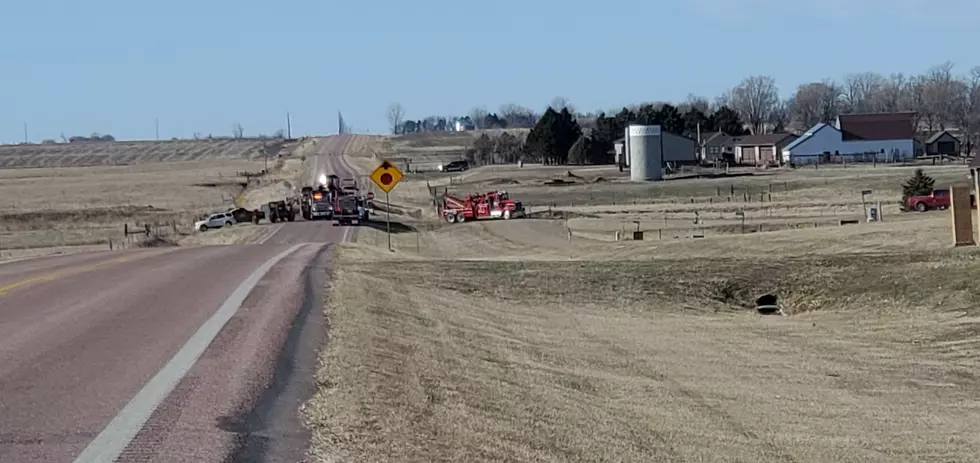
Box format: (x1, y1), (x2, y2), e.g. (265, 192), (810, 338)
(124, 223), (128, 236)
(145, 224), (150, 236)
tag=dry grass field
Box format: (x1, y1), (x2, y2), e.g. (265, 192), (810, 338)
(0, 137), (299, 168)
(304, 134), (980, 462)
(0, 138), (316, 260)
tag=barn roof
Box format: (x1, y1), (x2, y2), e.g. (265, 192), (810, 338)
(729, 133), (797, 146)
(783, 123), (838, 152)
(836, 112), (916, 141)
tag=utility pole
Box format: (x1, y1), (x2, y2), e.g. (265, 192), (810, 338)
(23, 122), (28, 143)
(263, 141), (268, 173)
(286, 112), (291, 139)
(155, 118), (160, 140)
(696, 122), (701, 162)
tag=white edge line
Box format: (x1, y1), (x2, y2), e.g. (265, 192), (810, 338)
(72, 242), (308, 463)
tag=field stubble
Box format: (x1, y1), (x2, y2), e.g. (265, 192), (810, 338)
(0, 138), (316, 258)
(307, 145), (980, 462)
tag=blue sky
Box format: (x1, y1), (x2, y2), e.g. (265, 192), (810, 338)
(1, 0), (977, 142)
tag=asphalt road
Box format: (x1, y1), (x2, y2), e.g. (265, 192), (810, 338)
(0, 135), (358, 462)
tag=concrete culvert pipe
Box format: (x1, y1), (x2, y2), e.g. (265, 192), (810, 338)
(755, 294), (783, 315)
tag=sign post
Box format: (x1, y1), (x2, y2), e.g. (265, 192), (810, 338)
(369, 159), (404, 251)
(860, 189), (875, 222)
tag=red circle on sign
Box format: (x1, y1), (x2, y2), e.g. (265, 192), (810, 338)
(380, 173), (393, 184)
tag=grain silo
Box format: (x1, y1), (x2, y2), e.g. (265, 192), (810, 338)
(627, 124), (663, 181)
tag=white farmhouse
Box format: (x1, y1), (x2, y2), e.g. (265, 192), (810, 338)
(782, 112), (916, 165)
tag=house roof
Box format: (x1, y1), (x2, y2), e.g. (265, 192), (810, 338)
(696, 132), (724, 143)
(704, 134), (732, 146)
(783, 123), (838, 152)
(836, 112), (916, 141)
(729, 133), (797, 146)
(925, 130), (960, 144)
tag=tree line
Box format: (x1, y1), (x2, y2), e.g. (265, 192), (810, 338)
(465, 103), (750, 166)
(393, 61), (980, 162)
(387, 102), (540, 134)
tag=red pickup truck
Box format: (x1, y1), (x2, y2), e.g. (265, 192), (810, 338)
(907, 189), (951, 212)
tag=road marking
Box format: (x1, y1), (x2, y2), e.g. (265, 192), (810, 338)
(72, 243), (308, 463)
(0, 253), (157, 296)
(256, 223), (285, 245)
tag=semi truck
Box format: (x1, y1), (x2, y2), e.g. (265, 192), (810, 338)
(301, 175), (345, 220)
(331, 179), (370, 226)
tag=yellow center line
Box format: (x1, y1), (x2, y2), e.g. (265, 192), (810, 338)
(0, 251), (167, 296)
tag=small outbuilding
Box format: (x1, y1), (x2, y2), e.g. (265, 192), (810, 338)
(730, 133), (798, 166)
(924, 130), (961, 156)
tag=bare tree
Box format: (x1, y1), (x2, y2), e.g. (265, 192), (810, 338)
(232, 123), (244, 138)
(905, 75), (929, 131)
(549, 96), (575, 114)
(468, 106), (489, 129)
(713, 91), (732, 111)
(788, 80), (843, 129)
(729, 75), (780, 134)
(875, 73), (910, 113)
(842, 72), (886, 113)
(921, 61), (958, 130)
(951, 67), (980, 155)
(499, 103), (537, 128)
(387, 103), (405, 134)
(769, 99), (791, 132)
(680, 94), (711, 114)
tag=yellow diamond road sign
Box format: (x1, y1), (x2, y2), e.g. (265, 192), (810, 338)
(370, 159), (403, 193)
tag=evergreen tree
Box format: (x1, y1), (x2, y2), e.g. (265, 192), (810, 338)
(526, 107), (582, 164)
(901, 168), (936, 210)
(525, 107), (560, 163)
(657, 104), (685, 134)
(568, 135), (591, 165)
(711, 106), (748, 135)
(555, 108), (582, 164)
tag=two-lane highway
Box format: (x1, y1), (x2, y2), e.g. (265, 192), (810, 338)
(0, 135), (360, 462)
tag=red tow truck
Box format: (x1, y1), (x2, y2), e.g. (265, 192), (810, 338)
(440, 190), (525, 223)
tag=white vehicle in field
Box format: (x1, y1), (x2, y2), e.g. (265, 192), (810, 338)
(195, 212), (236, 232)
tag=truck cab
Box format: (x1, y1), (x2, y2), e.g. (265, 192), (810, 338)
(333, 195), (368, 225)
(309, 187), (333, 220)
